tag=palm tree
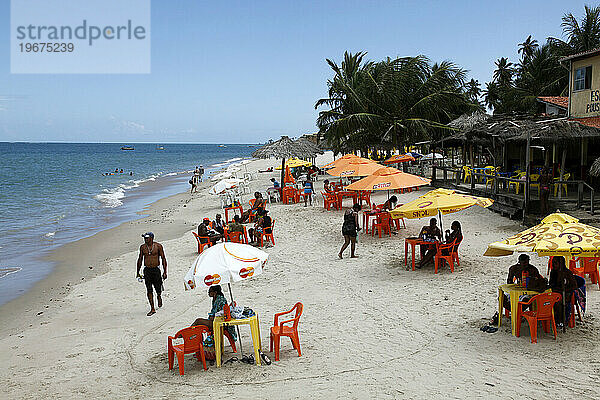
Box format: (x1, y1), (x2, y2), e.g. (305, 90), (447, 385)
(315, 53), (475, 154)
(492, 57), (515, 86)
(465, 79), (482, 105)
(548, 5), (600, 54)
(518, 35), (539, 63)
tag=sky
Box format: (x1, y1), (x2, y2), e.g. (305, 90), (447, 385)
(0, 0), (595, 143)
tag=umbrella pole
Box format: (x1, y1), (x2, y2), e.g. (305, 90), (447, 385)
(438, 210), (443, 237)
(228, 283), (244, 357)
(281, 158), (286, 187)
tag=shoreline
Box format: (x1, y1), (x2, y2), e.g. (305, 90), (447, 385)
(0, 162), (237, 335)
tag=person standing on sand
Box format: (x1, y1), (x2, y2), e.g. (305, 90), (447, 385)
(136, 232), (167, 316)
(339, 203), (361, 259)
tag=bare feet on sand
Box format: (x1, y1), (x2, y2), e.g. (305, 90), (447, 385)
(338, 253), (343, 259)
(147, 310), (156, 316)
(157, 296), (163, 308)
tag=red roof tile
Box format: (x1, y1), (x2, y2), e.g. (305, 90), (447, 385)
(537, 96), (569, 109)
(560, 47), (600, 62)
(570, 116), (600, 129)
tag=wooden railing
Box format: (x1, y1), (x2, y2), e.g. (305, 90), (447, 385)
(431, 165), (595, 215)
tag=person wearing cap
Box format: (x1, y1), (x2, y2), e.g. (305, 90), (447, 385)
(198, 218), (223, 244)
(136, 232), (167, 317)
(499, 254), (542, 315)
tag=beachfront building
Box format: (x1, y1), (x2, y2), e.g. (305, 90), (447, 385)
(429, 48), (600, 222)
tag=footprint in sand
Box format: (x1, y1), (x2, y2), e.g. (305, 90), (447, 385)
(66, 352), (82, 358)
(90, 347), (105, 352)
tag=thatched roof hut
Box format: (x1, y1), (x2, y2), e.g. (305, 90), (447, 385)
(252, 136), (322, 159)
(252, 135), (323, 183)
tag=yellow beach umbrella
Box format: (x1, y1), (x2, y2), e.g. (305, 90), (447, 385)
(327, 159), (383, 177)
(390, 188), (493, 220)
(345, 167), (430, 191)
(484, 212), (600, 257)
(275, 157), (312, 170)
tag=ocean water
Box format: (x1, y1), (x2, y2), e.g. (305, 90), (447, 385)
(0, 142), (254, 305)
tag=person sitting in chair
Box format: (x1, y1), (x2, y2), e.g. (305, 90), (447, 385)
(417, 218), (442, 268)
(212, 213), (225, 235)
(381, 195), (398, 211)
(248, 208), (272, 245)
(198, 218), (223, 244)
(191, 285), (237, 340)
(227, 215), (244, 233)
(241, 192), (266, 222)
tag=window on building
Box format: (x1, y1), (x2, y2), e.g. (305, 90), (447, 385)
(575, 66), (592, 91)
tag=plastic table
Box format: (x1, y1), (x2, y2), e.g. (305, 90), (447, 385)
(405, 237), (437, 271)
(224, 205), (243, 223)
(213, 314), (262, 367)
(498, 283), (550, 336)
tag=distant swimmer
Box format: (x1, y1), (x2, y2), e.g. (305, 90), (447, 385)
(120, 169), (123, 173)
(130, 171), (133, 176)
(136, 232), (167, 316)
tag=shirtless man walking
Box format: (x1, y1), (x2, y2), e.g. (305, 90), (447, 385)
(136, 232), (167, 316)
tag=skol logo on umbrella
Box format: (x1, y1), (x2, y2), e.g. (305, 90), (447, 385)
(239, 267), (255, 279)
(204, 274), (221, 286)
(373, 182), (391, 190)
(340, 170), (355, 176)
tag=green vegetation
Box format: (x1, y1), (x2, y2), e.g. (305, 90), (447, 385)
(315, 52), (478, 154)
(485, 5), (600, 114)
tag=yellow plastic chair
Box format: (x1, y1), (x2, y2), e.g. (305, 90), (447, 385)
(484, 166), (496, 189)
(529, 174), (540, 196)
(554, 173), (571, 197)
(462, 166), (472, 183)
(508, 172), (526, 194)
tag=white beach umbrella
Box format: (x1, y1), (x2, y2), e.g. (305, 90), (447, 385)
(211, 171), (233, 181)
(209, 178), (244, 195)
(184, 242), (268, 359)
(422, 153), (444, 160)
(184, 242), (268, 291)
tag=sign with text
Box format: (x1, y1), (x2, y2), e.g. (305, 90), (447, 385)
(11, 0), (150, 73)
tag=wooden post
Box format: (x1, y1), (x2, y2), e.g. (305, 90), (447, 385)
(559, 148), (567, 199)
(524, 132), (531, 220)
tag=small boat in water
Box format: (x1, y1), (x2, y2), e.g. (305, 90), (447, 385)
(218, 144), (227, 148)
(156, 145), (165, 150)
(121, 145), (134, 151)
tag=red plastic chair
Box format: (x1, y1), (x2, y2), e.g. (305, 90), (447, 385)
(282, 187), (297, 204)
(270, 302), (303, 361)
(572, 257), (600, 289)
(225, 229), (245, 244)
(452, 238), (462, 266)
(372, 212), (391, 238)
(322, 192), (338, 211)
(359, 191), (371, 205)
(192, 232), (212, 254)
(168, 325), (210, 375)
(515, 292), (562, 343)
(434, 241), (457, 274)
(260, 220), (275, 247)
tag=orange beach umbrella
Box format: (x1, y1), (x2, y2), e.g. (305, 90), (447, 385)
(322, 154), (360, 169)
(284, 165), (296, 184)
(327, 159), (384, 177)
(345, 167), (430, 191)
(383, 154), (416, 164)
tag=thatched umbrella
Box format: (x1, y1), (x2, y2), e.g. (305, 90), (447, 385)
(252, 136), (323, 184)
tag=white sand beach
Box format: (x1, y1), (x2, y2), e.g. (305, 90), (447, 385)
(2, 153), (600, 399)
